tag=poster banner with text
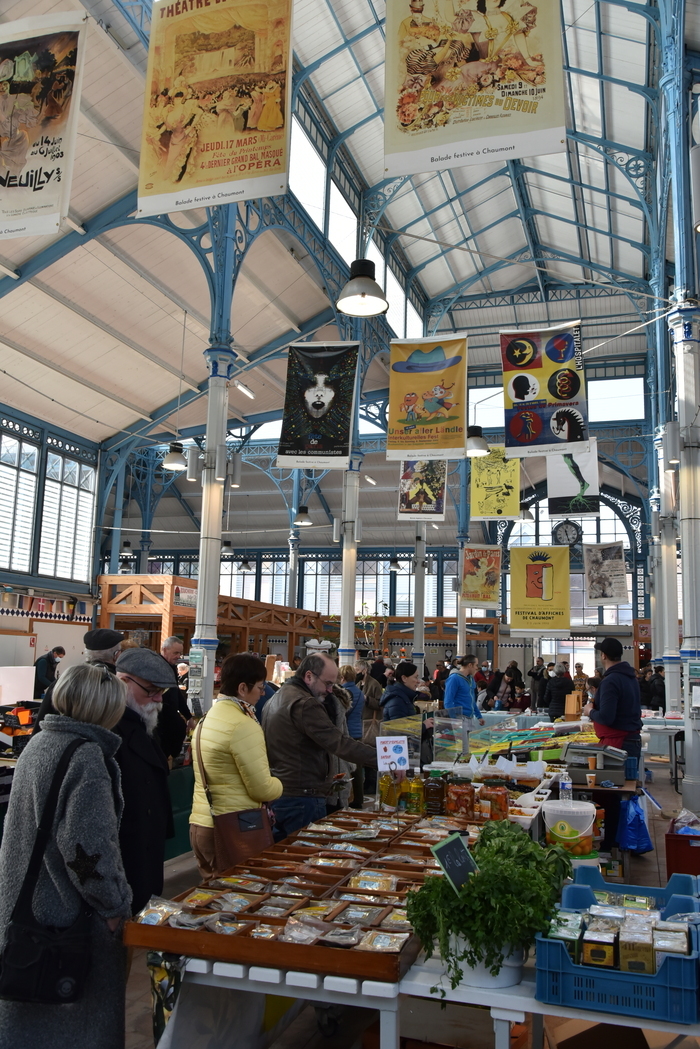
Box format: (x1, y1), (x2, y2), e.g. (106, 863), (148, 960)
(470, 445), (521, 520)
(0, 14), (87, 239)
(583, 542), (629, 605)
(384, 0), (566, 178)
(500, 322), (589, 458)
(387, 336), (468, 460)
(461, 545), (502, 608)
(398, 460), (447, 521)
(509, 545), (570, 633)
(547, 438), (599, 518)
(276, 342), (359, 469)
(138, 0), (291, 217)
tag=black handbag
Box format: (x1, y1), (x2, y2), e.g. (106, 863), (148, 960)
(0, 736), (93, 1004)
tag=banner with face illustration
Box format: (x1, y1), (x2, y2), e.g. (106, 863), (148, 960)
(398, 459), (447, 520)
(500, 322), (589, 458)
(276, 343), (359, 469)
(384, 0), (566, 177)
(547, 438), (599, 518)
(583, 542), (629, 605)
(509, 545), (570, 632)
(387, 335), (468, 460)
(470, 445), (521, 520)
(0, 14), (87, 239)
(461, 544), (501, 608)
(138, 0), (291, 217)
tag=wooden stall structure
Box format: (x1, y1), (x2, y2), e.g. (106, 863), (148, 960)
(97, 575), (323, 659)
(321, 614), (499, 655)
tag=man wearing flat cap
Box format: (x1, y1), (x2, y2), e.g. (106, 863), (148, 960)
(32, 627), (125, 735)
(115, 648), (177, 913)
(584, 636), (642, 761)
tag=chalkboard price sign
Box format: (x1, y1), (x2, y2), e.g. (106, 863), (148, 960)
(430, 833), (478, 893)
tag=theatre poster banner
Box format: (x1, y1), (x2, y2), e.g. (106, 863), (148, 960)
(398, 459), (447, 521)
(583, 542), (629, 606)
(547, 438), (599, 518)
(0, 13), (87, 239)
(276, 343), (359, 469)
(509, 545), (570, 633)
(138, 0), (291, 217)
(387, 336), (468, 461)
(384, 0), (566, 177)
(500, 322), (589, 458)
(470, 445), (521, 520)
(461, 544), (501, 608)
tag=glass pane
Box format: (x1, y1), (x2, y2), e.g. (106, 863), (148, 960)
(20, 443), (38, 473)
(469, 387), (505, 429)
(588, 378), (644, 422)
(46, 452), (62, 481)
(0, 435), (19, 467)
(79, 465), (95, 491)
(63, 459), (79, 487)
(289, 119), (325, 230)
(328, 183), (358, 267)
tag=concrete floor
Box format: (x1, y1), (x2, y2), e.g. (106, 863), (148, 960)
(124, 759), (692, 1049)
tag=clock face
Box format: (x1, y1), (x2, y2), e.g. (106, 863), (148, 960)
(553, 520), (581, 546)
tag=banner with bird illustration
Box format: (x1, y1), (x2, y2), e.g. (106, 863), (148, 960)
(547, 438), (599, 517)
(509, 545), (570, 632)
(470, 444), (521, 519)
(387, 335), (468, 460)
(461, 544), (501, 607)
(499, 322), (589, 458)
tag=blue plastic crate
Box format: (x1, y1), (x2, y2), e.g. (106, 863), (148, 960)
(573, 865), (699, 900)
(562, 884), (700, 920)
(535, 927), (700, 1024)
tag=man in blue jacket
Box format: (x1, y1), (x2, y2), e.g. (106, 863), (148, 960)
(584, 637), (642, 759)
(443, 655), (484, 724)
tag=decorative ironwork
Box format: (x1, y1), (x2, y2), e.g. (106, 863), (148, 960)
(46, 434), (98, 464)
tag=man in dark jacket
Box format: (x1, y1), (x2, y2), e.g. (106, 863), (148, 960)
(649, 666), (666, 713)
(527, 657), (547, 707)
(156, 635), (191, 762)
(485, 669), (517, 709)
(32, 645), (65, 698)
(584, 637), (642, 759)
(115, 647), (176, 913)
(262, 653), (378, 839)
(543, 662), (573, 720)
(32, 628), (124, 734)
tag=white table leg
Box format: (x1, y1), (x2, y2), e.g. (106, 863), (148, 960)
(493, 1017), (512, 1049)
(379, 1007), (400, 1049)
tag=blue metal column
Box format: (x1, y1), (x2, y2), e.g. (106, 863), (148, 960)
(456, 459), (470, 656)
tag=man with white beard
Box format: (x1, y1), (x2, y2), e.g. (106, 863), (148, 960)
(115, 648), (177, 912)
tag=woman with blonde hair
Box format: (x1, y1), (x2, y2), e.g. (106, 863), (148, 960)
(0, 664), (132, 1049)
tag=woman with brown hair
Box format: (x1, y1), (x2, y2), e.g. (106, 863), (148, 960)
(189, 654), (282, 879)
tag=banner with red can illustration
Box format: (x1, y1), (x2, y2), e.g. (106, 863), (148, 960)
(509, 545), (570, 632)
(500, 322), (589, 458)
(461, 544), (501, 608)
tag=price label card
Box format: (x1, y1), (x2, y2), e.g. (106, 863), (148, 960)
(431, 832), (478, 893)
(376, 735), (409, 771)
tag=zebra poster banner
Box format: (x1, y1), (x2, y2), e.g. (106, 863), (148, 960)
(387, 335), (468, 460)
(398, 460), (447, 521)
(583, 542), (629, 605)
(500, 322), (589, 458)
(384, 0), (566, 178)
(509, 545), (570, 632)
(547, 438), (599, 518)
(470, 445), (521, 520)
(461, 545), (501, 608)
(276, 342), (359, 469)
(138, 0), (292, 217)
(0, 13), (87, 239)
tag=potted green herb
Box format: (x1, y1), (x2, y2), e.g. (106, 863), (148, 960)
(406, 821), (571, 989)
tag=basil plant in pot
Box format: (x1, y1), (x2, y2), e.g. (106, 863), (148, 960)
(406, 821), (572, 990)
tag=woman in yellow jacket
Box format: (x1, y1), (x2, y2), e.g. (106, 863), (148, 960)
(189, 653), (282, 879)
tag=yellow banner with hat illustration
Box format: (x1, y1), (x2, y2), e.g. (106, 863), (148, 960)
(509, 545), (570, 632)
(387, 335), (468, 460)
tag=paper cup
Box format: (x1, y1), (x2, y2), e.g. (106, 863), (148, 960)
(587, 756), (596, 769)
(585, 773), (596, 787)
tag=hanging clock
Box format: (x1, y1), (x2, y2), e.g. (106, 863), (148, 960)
(552, 519), (582, 546)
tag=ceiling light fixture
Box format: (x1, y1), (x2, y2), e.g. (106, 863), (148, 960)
(163, 441), (187, 471)
(336, 259), (389, 317)
(364, 474), (377, 486)
(294, 505), (313, 527)
(121, 539), (132, 555)
(238, 558), (253, 572)
(389, 556), (402, 572)
(466, 425), (489, 457)
(520, 505), (534, 521)
(229, 452), (242, 488)
(222, 540), (232, 553)
(234, 379), (255, 399)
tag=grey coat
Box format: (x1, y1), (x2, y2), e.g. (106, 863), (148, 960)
(0, 715), (133, 1049)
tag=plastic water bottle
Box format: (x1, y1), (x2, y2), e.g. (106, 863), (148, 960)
(559, 771), (573, 802)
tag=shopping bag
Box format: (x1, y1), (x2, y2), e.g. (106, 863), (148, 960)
(617, 795), (654, 854)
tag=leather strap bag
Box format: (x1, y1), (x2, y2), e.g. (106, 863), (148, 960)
(0, 737), (92, 1004)
(195, 717), (273, 873)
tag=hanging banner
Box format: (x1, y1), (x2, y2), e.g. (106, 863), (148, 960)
(0, 14), (87, 240)
(387, 335), (468, 461)
(398, 460), (447, 521)
(384, 0), (566, 178)
(547, 438), (599, 518)
(138, 0), (291, 218)
(276, 342), (359, 469)
(500, 322), (589, 458)
(461, 545), (502, 608)
(583, 542), (629, 605)
(509, 546), (570, 632)
(470, 445), (521, 520)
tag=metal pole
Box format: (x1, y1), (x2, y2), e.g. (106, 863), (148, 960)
(412, 523), (426, 676)
(338, 466), (360, 664)
(109, 464), (126, 574)
(658, 440), (681, 710)
(287, 530), (300, 608)
(456, 459), (470, 657)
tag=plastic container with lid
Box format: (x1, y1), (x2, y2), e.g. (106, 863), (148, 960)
(543, 799), (595, 856)
(480, 785), (509, 820)
(445, 781), (475, 820)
